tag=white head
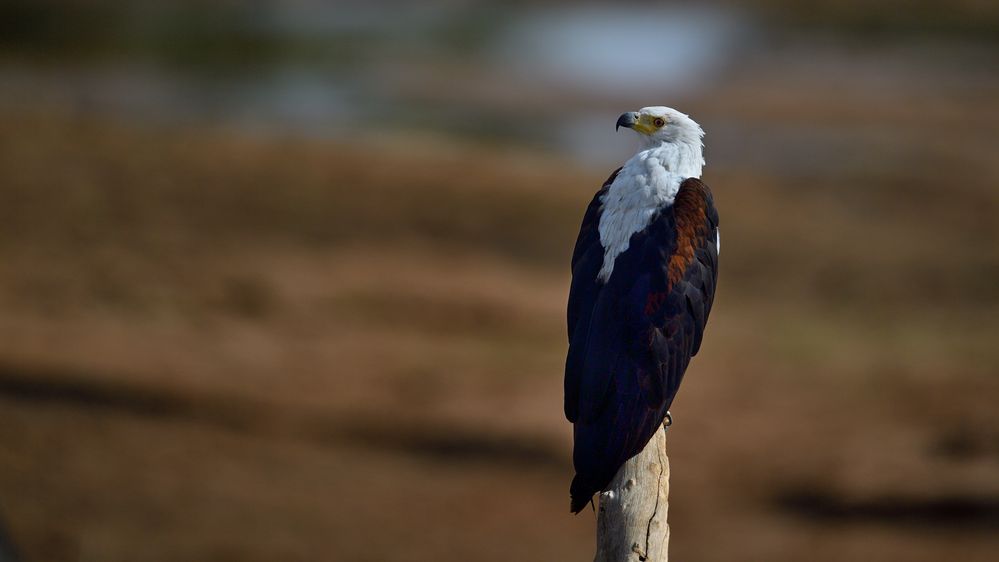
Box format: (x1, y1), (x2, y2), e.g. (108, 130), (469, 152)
(597, 106), (706, 282)
(615, 106), (704, 150)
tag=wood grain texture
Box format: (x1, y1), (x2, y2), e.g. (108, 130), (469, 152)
(594, 424), (669, 562)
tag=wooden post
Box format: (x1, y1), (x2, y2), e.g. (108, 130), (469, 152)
(593, 424), (670, 562)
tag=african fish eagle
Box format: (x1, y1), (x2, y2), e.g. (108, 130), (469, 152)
(565, 107), (719, 513)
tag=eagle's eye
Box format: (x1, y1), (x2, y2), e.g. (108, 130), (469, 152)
(653, 117), (666, 127)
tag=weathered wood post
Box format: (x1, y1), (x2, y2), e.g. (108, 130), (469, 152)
(593, 424), (669, 562)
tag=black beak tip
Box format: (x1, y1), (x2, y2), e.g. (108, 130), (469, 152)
(616, 112), (637, 132)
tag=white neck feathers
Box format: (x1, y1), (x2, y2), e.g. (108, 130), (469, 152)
(596, 141), (704, 283)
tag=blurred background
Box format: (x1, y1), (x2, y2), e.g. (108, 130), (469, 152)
(0, 0), (997, 560)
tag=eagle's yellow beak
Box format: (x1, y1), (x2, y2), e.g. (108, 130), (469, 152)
(616, 112), (659, 135)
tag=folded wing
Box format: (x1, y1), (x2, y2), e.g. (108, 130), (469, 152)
(565, 177), (719, 513)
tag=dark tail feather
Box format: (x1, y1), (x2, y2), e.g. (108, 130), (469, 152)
(570, 474), (596, 514)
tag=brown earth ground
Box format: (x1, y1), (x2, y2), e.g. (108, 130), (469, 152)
(0, 96), (998, 561)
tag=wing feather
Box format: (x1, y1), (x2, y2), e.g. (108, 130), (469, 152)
(566, 177), (719, 513)
(564, 169), (619, 423)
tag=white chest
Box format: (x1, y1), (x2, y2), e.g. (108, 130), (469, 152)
(596, 144), (702, 283)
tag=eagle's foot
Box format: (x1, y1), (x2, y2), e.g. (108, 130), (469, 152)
(663, 411), (673, 427)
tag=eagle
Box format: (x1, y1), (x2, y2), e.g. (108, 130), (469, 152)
(565, 106), (719, 513)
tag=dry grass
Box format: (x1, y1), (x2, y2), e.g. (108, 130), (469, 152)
(0, 105), (997, 561)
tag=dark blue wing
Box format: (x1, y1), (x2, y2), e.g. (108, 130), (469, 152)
(565, 177), (719, 513)
(564, 168), (619, 423)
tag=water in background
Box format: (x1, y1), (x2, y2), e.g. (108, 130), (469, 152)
(2, 2), (995, 169)
(1, 3), (999, 561)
